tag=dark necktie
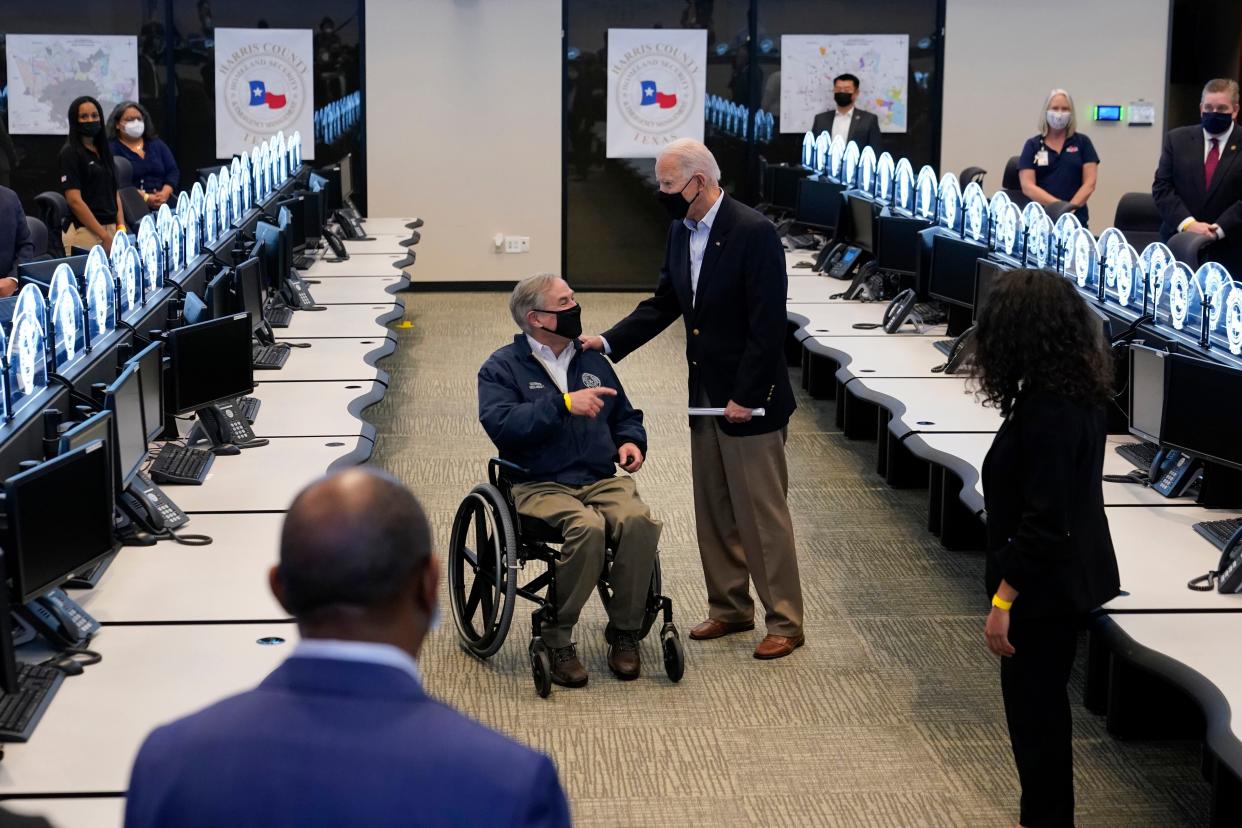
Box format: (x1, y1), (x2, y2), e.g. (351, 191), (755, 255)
(1205, 137), (1220, 189)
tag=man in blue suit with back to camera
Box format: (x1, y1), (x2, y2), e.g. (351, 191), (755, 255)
(124, 467), (571, 828)
(0, 185), (35, 297)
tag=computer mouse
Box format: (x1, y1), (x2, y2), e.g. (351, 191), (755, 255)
(212, 444), (242, 456)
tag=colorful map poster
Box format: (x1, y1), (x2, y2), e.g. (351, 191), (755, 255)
(779, 35), (909, 135)
(6, 35), (138, 135)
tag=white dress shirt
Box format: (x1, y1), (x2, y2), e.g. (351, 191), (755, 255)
(526, 334), (575, 392)
(684, 188), (725, 302)
(290, 638), (423, 685)
(831, 108), (854, 144)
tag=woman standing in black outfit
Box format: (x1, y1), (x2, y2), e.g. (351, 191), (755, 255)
(59, 95), (124, 254)
(975, 268), (1121, 827)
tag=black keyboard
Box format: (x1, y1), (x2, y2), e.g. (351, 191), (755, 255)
(148, 443), (215, 486)
(933, 339), (953, 356)
(0, 663), (65, 742)
(1115, 441), (1160, 471)
(253, 344), (290, 370)
(1193, 518), (1242, 552)
(293, 255), (312, 270)
(239, 396), (261, 424)
(266, 306), (294, 328)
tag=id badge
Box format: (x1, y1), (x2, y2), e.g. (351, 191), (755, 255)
(1034, 150), (1049, 167)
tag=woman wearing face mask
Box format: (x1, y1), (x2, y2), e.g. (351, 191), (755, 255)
(1018, 89), (1100, 227)
(108, 101), (179, 209)
(60, 96), (124, 255)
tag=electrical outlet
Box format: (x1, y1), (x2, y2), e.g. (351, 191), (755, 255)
(503, 235), (530, 254)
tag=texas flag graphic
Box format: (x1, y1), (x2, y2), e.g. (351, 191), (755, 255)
(640, 80), (677, 109)
(248, 80), (287, 110)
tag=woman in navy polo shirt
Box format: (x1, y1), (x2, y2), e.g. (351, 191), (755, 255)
(1018, 89), (1100, 227)
(107, 101), (180, 209)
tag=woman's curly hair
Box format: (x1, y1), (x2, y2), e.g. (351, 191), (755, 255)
(971, 267), (1114, 417)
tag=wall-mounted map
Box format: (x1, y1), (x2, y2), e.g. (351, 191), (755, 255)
(6, 34), (139, 135)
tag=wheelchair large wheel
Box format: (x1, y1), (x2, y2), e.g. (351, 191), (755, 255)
(597, 557), (663, 640)
(448, 484), (518, 658)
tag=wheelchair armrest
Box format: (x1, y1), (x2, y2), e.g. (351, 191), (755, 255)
(488, 457), (532, 488)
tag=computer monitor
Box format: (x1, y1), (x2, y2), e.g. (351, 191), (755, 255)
(3, 441), (115, 604)
(164, 314), (254, 416)
(254, 221), (288, 295)
(972, 258), (1012, 322)
(204, 269), (235, 320)
(339, 152), (354, 204)
(59, 408), (116, 498)
(769, 165), (809, 212)
(278, 196), (309, 253)
(234, 257), (266, 335)
(844, 194), (876, 253)
(18, 256), (88, 291)
(1159, 353), (1242, 471)
(302, 189), (325, 245)
(126, 340), (165, 443)
(794, 178), (841, 231)
(929, 234), (987, 309)
(874, 216), (929, 275)
(1127, 345), (1165, 443)
(103, 363), (148, 489)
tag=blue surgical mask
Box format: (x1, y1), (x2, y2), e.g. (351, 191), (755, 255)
(1202, 111), (1235, 136)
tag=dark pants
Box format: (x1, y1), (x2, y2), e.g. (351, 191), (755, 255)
(1000, 613), (1081, 828)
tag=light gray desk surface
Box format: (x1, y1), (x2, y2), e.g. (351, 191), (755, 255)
(308, 274), (409, 304)
(785, 250), (818, 276)
(360, 216), (421, 235)
(250, 336), (395, 384)
(807, 335), (960, 382)
(0, 624), (296, 796)
(786, 274), (853, 304)
(789, 302), (947, 339)
(69, 513), (288, 624)
(340, 235), (415, 256)
(173, 435), (374, 514)
(245, 380), (383, 439)
(906, 433), (1201, 514)
(5, 798), (124, 828)
(304, 253), (406, 278)
(849, 376), (1004, 438)
(274, 303), (402, 339)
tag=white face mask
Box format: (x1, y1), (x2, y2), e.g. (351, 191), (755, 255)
(123, 120), (145, 139)
(1046, 110), (1071, 131)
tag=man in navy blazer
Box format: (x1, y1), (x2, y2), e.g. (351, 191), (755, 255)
(0, 186), (35, 296)
(124, 468), (571, 828)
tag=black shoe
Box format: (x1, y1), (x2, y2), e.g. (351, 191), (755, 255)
(549, 644), (588, 688)
(607, 630), (641, 680)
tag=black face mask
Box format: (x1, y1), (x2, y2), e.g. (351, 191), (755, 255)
(834, 91), (854, 108)
(656, 176), (700, 221)
(77, 121), (102, 137)
(534, 303), (582, 340)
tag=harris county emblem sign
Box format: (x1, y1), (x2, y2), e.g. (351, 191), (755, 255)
(215, 28), (313, 159)
(607, 29), (706, 158)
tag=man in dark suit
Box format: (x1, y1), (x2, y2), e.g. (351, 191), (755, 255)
(583, 139), (805, 660)
(124, 468), (571, 828)
(1152, 77), (1242, 275)
(0, 185), (34, 296)
(809, 73), (883, 154)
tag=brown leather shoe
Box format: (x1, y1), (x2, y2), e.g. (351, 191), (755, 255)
(753, 634), (805, 660)
(689, 618), (755, 640)
(549, 644), (588, 687)
(607, 630), (641, 680)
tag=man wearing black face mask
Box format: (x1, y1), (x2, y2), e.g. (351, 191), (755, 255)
(809, 73), (883, 154)
(478, 273), (660, 687)
(1153, 77), (1242, 276)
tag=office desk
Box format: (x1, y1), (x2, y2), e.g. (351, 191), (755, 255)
(5, 798), (124, 828)
(786, 274), (853, 304)
(360, 217), (422, 236)
(807, 335), (959, 382)
(69, 513), (288, 624)
(849, 377), (1003, 439)
(788, 302), (947, 339)
(308, 274), (409, 304)
(244, 380), (384, 439)
(0, 624), (295, 796)
(785, 250), (817, 274)
(274, 303), (402, 339)
(304, 253), (406, 278)
(341, 235), (415, 255)
(173, 435), (374, 514)
(251, 336), (395, 384)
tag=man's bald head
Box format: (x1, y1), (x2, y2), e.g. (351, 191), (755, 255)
(276, 467), (433, 621)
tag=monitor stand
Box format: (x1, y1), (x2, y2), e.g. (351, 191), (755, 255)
(63, 551), (118, 590)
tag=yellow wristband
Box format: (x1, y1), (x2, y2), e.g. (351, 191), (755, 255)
(991, 594), (1013, 611)
(563, 393), (572, 412)
(116, 225), (127, 233)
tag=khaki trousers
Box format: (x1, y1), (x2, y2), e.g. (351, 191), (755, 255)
(512, 476), (661, 649)
(64, 222), (116, 255)
(690, 417), (804, 637)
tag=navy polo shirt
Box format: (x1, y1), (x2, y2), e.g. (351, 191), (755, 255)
(1018, 132), (1100, 227)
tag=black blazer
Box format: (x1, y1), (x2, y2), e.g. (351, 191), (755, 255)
(809, 108), (883, 154)
(603, 194), (795, 437)
(1152, 124), (1242, 274)
(981, 391), (1120, 619)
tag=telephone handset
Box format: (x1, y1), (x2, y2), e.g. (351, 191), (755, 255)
(121, 472), (190, 533)
(843, 261), (878, 300)
(322, 229), (350, 261)
(883, 289), (918, 333)
(1188, 524), (1242, 593)
(940, 328), (977, 375)
(17, 588), (99, 649)
(1147, 448), (1203, 498)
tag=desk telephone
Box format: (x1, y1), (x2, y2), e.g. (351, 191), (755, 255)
(1189, 523), (1242, 593)
(322, 229), (350, 261)
(283, 271), (320, 310)
(121, 471), (189, 534)
(16, 588), (99, 649)
(883, 289), (919, 333)
(335, 209), (371, 241)
(936, 327), (976, 375)
(825, 246), (865, 280)
(1148, 448), (1202, 498)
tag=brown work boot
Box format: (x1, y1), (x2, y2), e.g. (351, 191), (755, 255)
(549, 644), (588, 688)
(607, 630), (641, 681)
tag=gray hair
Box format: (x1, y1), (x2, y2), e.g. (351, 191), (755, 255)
(657, 138), (721, 186)
(1203, 78), (1240, 106)
(509, 272), (561, 332)
(1039, 88), (1077, 137)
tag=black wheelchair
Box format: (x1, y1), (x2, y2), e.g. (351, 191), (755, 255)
(447, 459), (685, 697)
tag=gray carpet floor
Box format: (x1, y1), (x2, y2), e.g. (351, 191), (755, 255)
(367, 292), (1209, 827)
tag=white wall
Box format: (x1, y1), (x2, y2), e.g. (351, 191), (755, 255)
(365, 0), (562, 283)
(941, 0), (1170, 230)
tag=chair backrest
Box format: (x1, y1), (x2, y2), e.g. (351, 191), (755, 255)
(1003, 188), (1031, 208)
(24, 216), (49, 259)
(33, 191), (70, 255)
(119, 186), (152, 228)
(958, 166), (986, 188)
(113, 155), (133, 188)
(1167, 230), (1214, 269)
(1002, 155), (1021, 190)
(1113, 192), (1162, 232)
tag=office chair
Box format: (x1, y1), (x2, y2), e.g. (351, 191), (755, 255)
(1001, 155), (1030, 207)
(1167, 230), (1214, 269)
(958, 166), (986, 189)
(1113, 192), (1163, 252)
(33, 191), (70, 256)
(119, 186), (152, 229)
(113, 156), (134, 188)
(24, 216), (49, 260)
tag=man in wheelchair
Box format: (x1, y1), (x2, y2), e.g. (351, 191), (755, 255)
(478, 273), (661, 688)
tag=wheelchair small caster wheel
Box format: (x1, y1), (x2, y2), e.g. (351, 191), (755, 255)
(661, 624), (685, 683)
(529, 640), (552, 698)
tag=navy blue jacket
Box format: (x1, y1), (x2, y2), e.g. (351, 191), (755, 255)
(479, 334), (646, 486)
(0, 187), (34, 279)
(124, 657), (571, 828)
(110, 138), (181, 193)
